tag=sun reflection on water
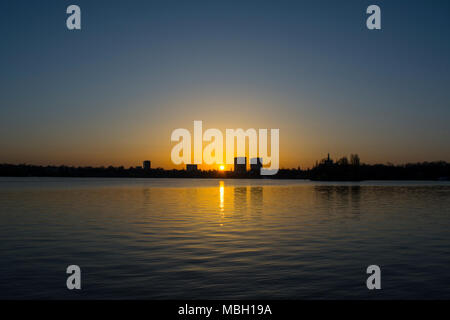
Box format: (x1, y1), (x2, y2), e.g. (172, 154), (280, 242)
(219, 180), (225, 212)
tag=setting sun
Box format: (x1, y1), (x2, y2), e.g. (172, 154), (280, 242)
(219, 165), (225, 171)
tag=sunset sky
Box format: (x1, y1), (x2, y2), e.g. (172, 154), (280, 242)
(1, 0), (450, 169)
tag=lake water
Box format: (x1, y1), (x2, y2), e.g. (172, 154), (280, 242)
(1, 177), (449, 299)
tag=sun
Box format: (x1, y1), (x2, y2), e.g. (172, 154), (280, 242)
(219, 165), (225, 171)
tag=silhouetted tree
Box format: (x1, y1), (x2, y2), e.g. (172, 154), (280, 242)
(337, 157), (349, 166)
(350, 154), (360, 167)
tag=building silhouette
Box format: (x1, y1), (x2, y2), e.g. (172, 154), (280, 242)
(234, 157), (247, 174)
(143, 160), (151, 170)
(250, 158), (262, 175)
(323, 153), (333, 166)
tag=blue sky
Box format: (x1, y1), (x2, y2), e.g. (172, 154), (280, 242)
(1, 0), (449, 168)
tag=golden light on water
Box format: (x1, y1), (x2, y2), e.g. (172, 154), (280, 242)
(219, 181), (225, 212)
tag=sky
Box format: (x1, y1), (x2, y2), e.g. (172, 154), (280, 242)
(1, 0), (449, 169)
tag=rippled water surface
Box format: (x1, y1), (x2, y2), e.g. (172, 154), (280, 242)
(1, 178), (449, 299)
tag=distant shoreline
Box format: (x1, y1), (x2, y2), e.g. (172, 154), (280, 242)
(1, 176), (449, 182)
(1, 162), (449, 182)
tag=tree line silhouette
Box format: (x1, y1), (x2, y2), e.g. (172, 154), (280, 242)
(1, 154), (449, 181)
